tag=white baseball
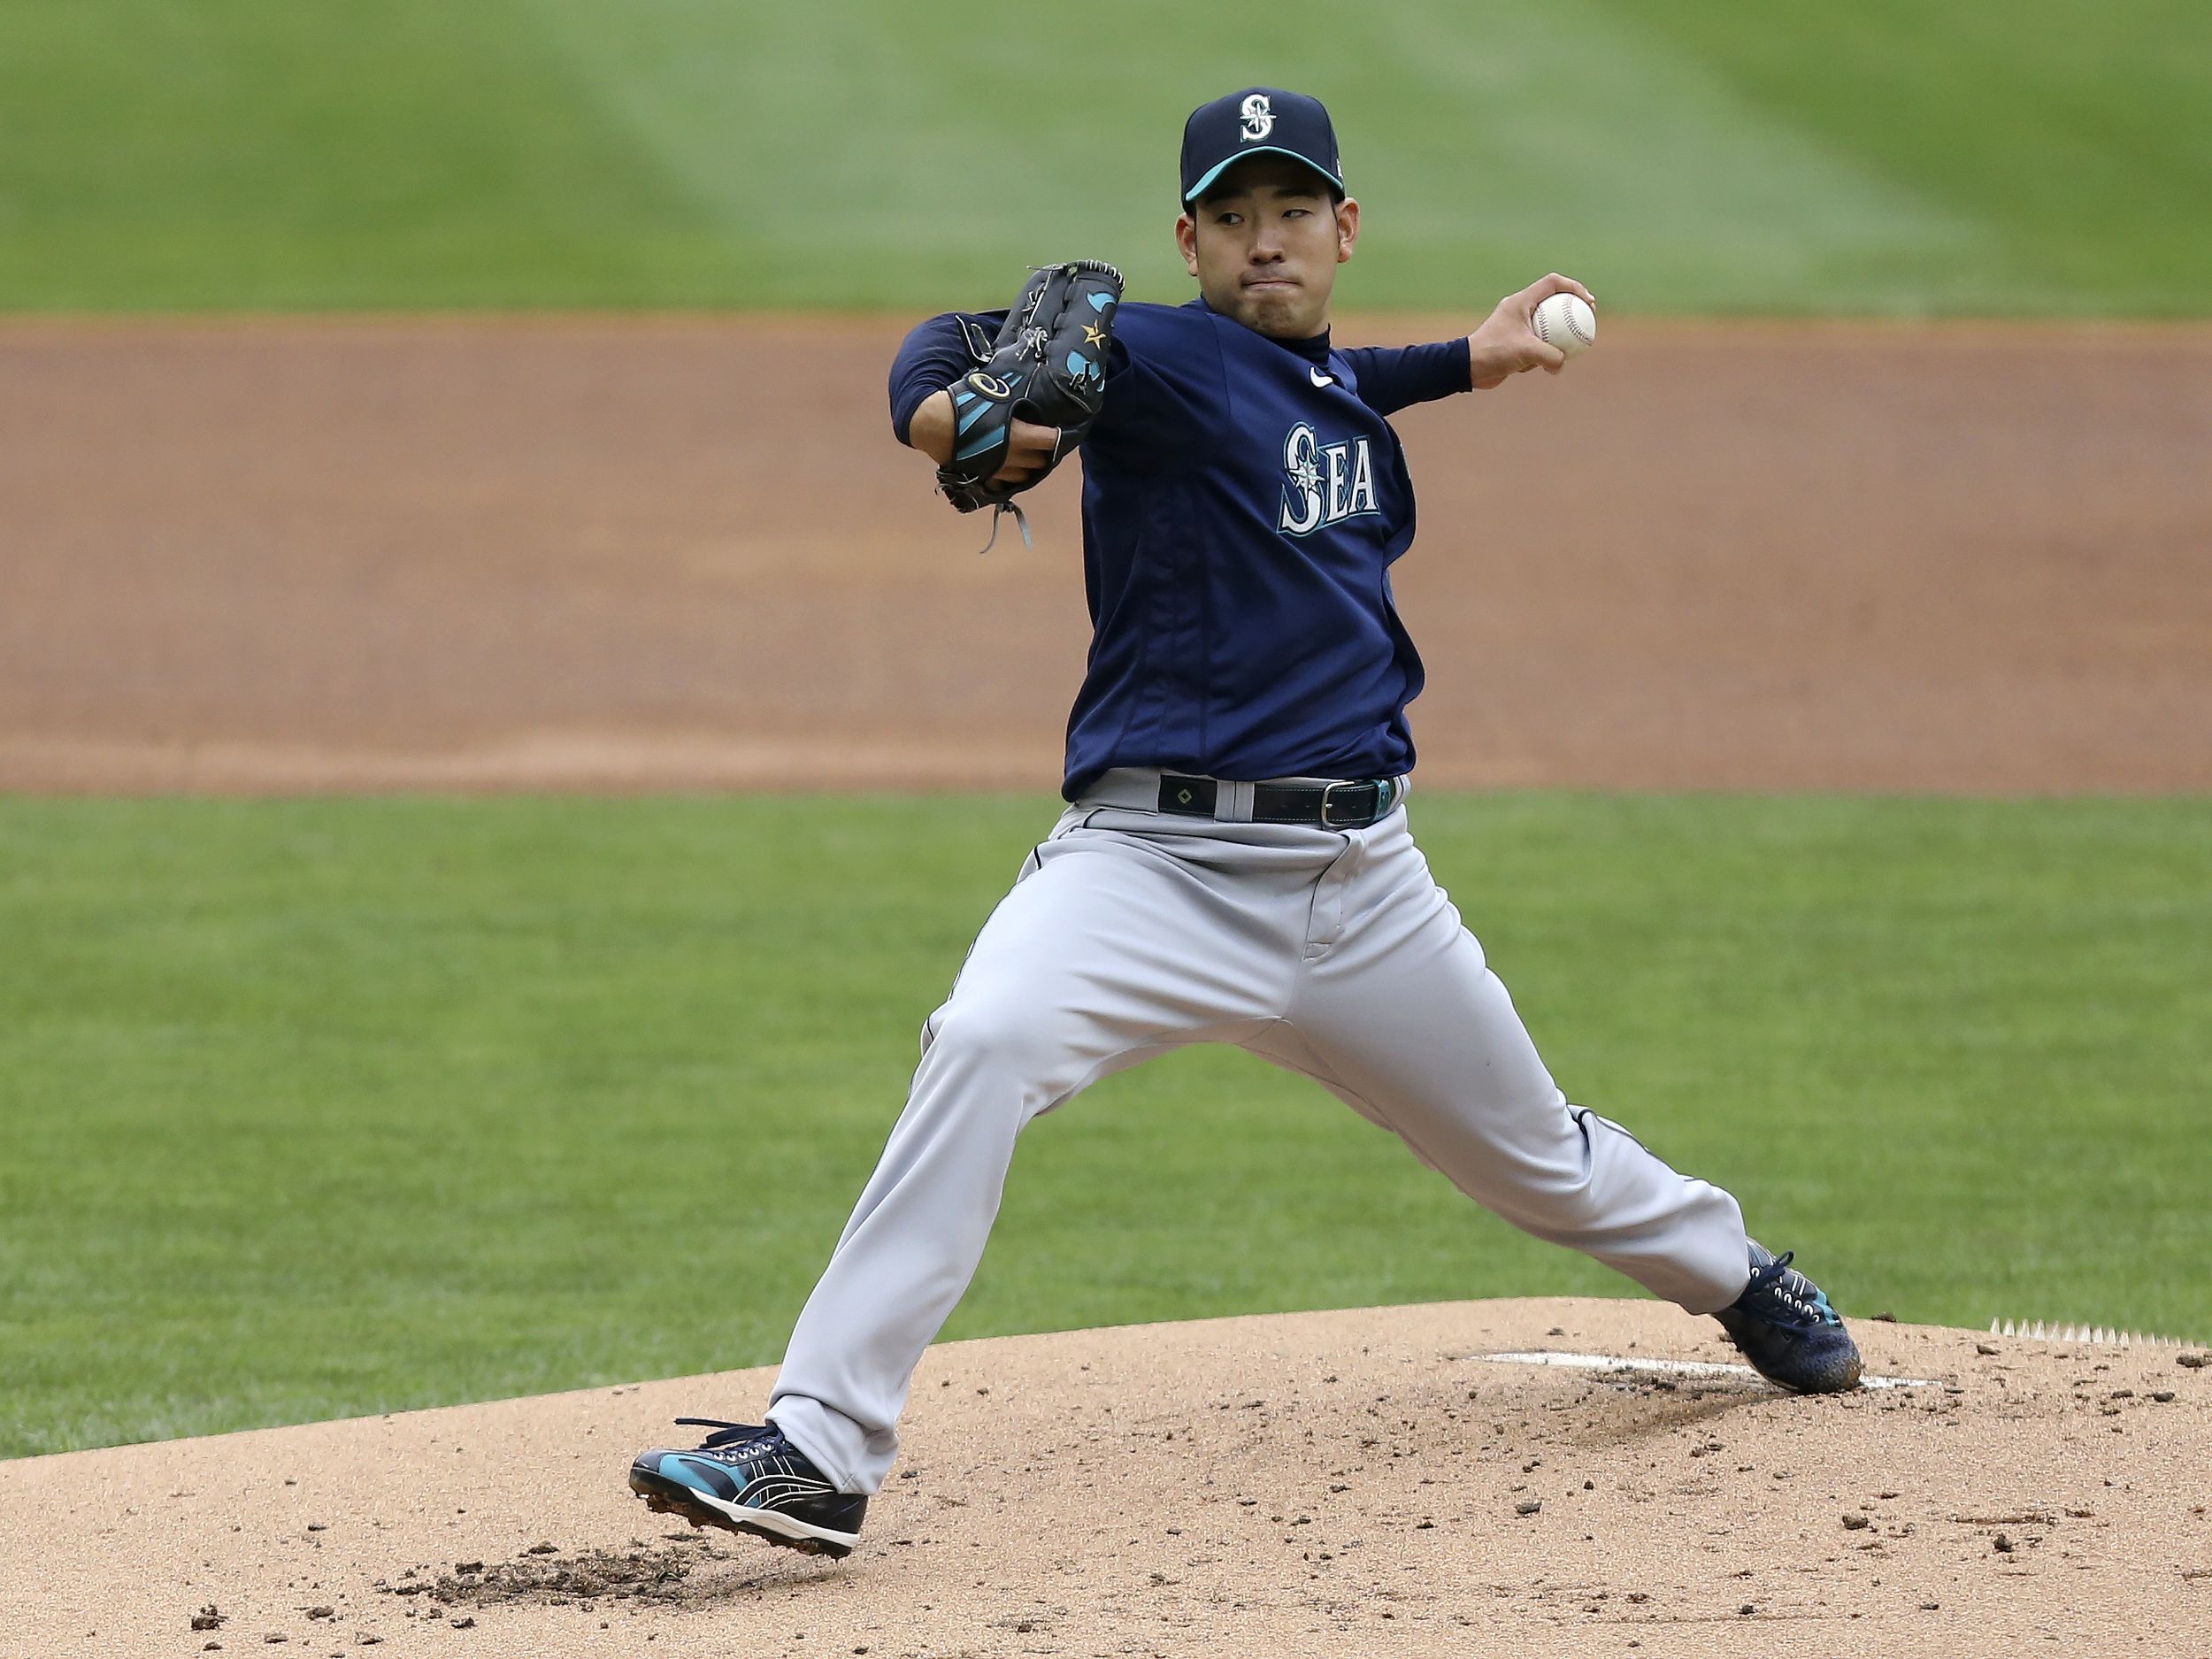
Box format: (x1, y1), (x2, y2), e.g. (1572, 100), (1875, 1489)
(1531, 292), (1596, 359)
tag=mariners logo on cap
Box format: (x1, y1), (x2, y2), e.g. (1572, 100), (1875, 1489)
(1239, 93), (1273, 142)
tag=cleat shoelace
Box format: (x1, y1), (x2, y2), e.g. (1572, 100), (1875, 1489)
(672, 1417), (783, 1458)
(1739, 1251), (1840, 1331)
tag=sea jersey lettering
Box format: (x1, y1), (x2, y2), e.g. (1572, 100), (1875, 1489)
(1278, 422), (1379, 538)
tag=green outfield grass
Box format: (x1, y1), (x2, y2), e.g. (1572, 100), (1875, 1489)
(2, 793), (2206, 1457)
(1, 2), (2205, 314)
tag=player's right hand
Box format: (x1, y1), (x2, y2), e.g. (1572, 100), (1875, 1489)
(1469, 273), (1596, 389)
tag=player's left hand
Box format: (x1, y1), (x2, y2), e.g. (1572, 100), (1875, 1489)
(994, 419), (1068, 488)
(936, 259), (1124, 518)
(904, 405), (1071, 485)
(1468, 273), (1596, 389)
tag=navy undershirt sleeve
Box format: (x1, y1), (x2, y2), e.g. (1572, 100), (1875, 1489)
(887, 311), (1004, 445)
(1339, 338), (1472, 417)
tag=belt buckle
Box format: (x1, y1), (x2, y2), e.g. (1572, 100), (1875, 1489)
(1318, 780), (1371, 828)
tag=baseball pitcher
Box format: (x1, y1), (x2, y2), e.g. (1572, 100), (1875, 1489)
(628, 88), (1862, 1560)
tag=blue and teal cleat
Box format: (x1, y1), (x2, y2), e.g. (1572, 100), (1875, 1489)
(1713, 1242), (1863, 1394)
(628, 1418), (866, 1558)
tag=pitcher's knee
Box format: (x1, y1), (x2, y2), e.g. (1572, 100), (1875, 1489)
(1513, 1179), (1620, 1244)
(1463, 1133), (1624, 1240)
(918, 996), (1067, 1085)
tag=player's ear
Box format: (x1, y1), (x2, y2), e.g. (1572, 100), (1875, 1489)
(1335, 196), (1360, 265)
(1175, 211), (1199, 277)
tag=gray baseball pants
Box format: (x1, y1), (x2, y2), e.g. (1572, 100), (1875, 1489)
(767, 772), (1751, 1494)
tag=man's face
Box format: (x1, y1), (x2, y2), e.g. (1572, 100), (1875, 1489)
(1177, 155), (1359, 338)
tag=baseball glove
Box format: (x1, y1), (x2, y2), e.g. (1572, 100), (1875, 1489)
(936, 259), (1124, 542)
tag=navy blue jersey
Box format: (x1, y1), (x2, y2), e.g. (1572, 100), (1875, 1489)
(889, 296), (1471, 799)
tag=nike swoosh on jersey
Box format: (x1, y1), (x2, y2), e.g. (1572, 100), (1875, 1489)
(1309, 367), (1334, 387)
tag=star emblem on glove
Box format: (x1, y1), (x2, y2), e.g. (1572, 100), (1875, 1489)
(1081, 322), (1106, 347)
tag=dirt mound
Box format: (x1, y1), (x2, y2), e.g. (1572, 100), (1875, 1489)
(4, 1297), (2207, 1657)
(3, 318), (2209, 795)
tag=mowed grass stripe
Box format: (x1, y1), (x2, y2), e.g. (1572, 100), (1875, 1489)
(529, 0), (1980, 313)
(1, 794), (2205, 1457)
(0, 2), (2202, 311)
(1610, 0), (2212, 309)
(0, 0), (727, 310)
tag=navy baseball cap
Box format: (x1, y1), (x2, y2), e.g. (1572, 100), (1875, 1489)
(1179, 88), (1344, 204)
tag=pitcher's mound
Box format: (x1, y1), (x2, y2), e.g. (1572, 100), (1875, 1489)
(6, 1297), (2205, 1657)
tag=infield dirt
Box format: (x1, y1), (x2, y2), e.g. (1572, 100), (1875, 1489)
(3, 317), (2208, 794)
(4, 322), (2209, 1654)
(5, 1298), (2208, 1659)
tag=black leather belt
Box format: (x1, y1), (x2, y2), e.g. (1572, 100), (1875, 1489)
(1157, 774), (1401, 829)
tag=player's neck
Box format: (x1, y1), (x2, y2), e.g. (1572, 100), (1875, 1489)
(1196, 293), (1333, 362)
